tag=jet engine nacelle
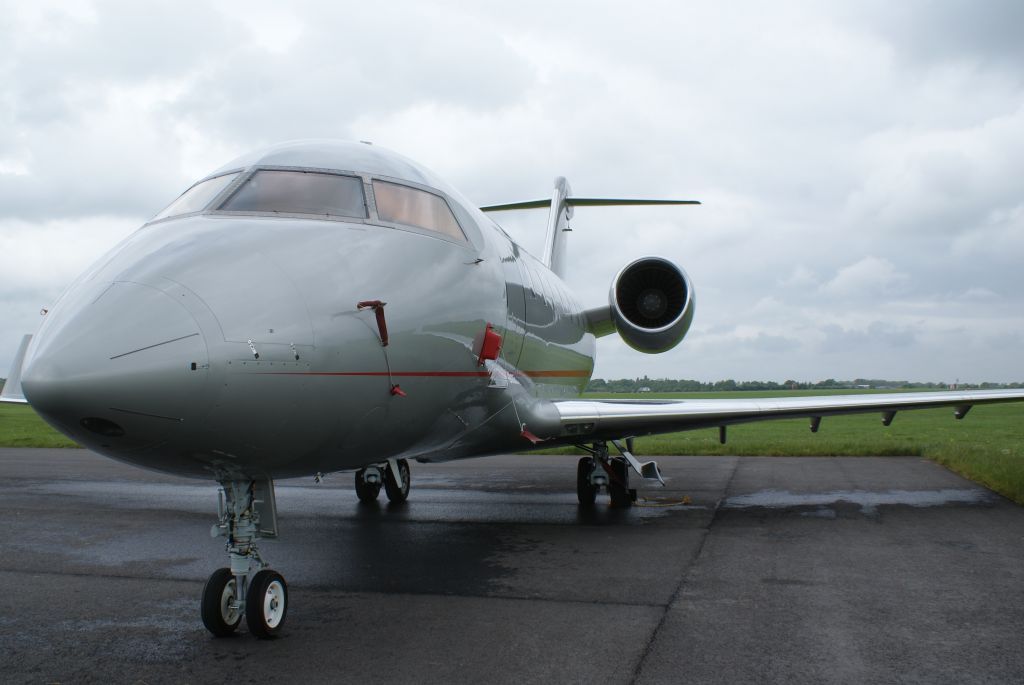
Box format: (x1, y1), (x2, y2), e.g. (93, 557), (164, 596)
(609, 257), (695, 353)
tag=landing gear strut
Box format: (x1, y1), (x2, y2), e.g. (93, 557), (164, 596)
(355, 458), (411, 503)
(576, 442), (637, 508)
(202, 479), (287, 639)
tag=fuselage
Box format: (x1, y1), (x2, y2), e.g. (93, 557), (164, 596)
(21, 141), (595, 480)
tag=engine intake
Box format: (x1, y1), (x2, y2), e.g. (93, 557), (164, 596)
(610, 257), (694, 353)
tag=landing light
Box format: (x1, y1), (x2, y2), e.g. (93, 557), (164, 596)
(80, 417), (125, 437)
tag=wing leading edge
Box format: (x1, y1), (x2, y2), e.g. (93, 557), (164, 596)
(552, 388), (1024, 442)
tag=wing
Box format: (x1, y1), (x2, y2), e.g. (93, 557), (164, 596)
(0, 334), (32, 405)
(552, 389), (1024, 442)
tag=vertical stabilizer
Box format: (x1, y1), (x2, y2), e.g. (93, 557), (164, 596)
(0, 334), (32, 404)
(542, 177), (573, 278)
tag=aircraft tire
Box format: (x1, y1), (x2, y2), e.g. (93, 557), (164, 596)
(608, 457), (633, 508)
(576, 457), (598, 506)
(354, 469), (381, 502)
(246, 569), (288, 639)
(201, 567), (242, 637)
(384, 458), (411, 503)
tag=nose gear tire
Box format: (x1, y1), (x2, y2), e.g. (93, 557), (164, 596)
(246, 569), (288, 639)
(201, 567), (242, 637)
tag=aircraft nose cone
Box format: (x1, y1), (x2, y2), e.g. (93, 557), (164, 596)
(22, 281), (209, 451)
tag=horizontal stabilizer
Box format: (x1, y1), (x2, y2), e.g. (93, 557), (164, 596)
(480, 197), (700, 212)
(483, 180), (701, 278)
(565, 198), (700, 207)
(0, 334), (32, 404)
(480, 199), (552, 212)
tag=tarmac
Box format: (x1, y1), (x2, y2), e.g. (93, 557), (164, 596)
(1, 448), (1023, 684)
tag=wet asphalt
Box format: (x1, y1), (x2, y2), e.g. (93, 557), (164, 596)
(1, 448), (1023, 684)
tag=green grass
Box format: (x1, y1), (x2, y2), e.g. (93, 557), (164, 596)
(0, 404), (78, 448)
(2, 390), (1022, 503)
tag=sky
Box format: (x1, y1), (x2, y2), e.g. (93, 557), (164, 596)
(1, 0), (1022, 384)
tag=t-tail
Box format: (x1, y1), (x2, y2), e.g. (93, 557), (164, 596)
(480, 179), (700, 279)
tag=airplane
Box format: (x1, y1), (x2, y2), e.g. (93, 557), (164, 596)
(2, 139), (1022, 639)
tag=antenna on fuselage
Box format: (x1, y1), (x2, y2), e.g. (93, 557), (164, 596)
(480, 186), (700, 279)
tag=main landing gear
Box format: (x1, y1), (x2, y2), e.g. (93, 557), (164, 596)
(202, 479), (287, 639)
(354, 458), (411, 504)
(576, 440), (665, 508)
(576, 442), (637, 508)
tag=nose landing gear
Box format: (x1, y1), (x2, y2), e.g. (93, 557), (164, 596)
(202, 479), (287, 639)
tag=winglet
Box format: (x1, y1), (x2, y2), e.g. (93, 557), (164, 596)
(0, 334), (32, 404)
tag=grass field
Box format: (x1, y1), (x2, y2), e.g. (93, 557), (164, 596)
(2, 390), (1022, 502)
(0, 403), (78, 448)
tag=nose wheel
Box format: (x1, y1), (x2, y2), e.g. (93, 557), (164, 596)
(201, 567), (288, 638)
(201, 568), (242, 636)
(246, 569), (288, 639)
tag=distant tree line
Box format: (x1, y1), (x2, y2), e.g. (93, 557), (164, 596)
(586, 376), (1024, 393)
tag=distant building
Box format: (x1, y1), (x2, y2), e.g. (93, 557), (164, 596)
(638, 387), (652, 392)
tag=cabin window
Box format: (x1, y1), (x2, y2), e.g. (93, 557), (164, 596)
(151, 172), (241, 221)
(219, 170), (368, 218)
(372, 180), (466, 241)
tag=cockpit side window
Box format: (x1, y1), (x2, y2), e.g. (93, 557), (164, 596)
(151, 172), (241, 222)
(372, 180), (466, 241)
(219, 170), (368, 218)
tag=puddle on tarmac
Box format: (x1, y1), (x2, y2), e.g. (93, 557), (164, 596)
(723, 488), (994, 515)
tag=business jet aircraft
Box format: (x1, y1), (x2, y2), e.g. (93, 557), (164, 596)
(3, 140), (1022, 638)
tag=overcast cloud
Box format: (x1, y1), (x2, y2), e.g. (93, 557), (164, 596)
(1, 0), (1021, 383)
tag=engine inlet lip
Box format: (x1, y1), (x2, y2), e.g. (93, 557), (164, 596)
(614, 258), (690, 332)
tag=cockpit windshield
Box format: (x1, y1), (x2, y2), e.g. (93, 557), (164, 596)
(219, 170), (367, 218)
(150, 167), (470, 246)
(151, 172), (240, 222)
(372, 180), (466, 241)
